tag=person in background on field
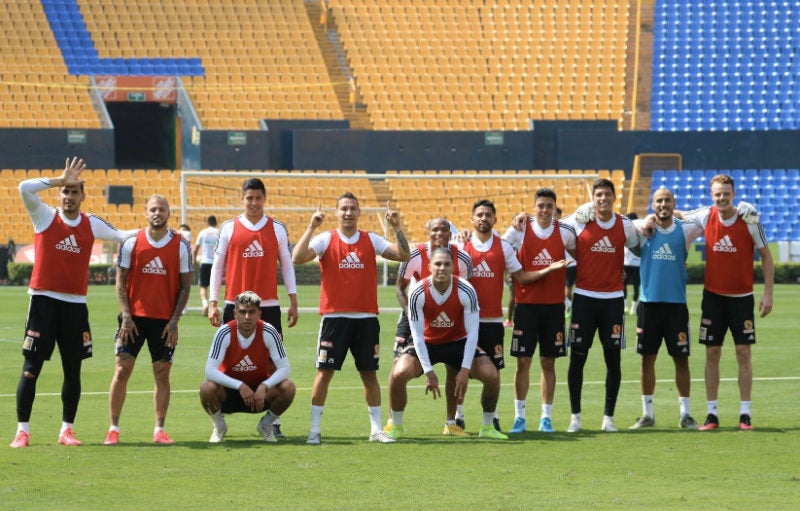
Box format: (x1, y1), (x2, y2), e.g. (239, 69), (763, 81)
(193, 215), (220, 316)
(623, 212), (642, 315)
(503, 190), (574, 433)
(208, 178), (298, 437)
(178, 224), (192, 243)
(200, 291), (295, 443)
(386, 247), (508, 440)
(680, 174), (773, 431)
(292, 193), (410, 444)
(628, 188), (703, 431)
(10, 157), (137, 448)
(104, 195), (192, 445)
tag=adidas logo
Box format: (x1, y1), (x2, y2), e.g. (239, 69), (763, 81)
(532, 248), (554, 266)
(652, 243), (677, 261)
(712, 235), (737, 253)
(142, 256), (167, 275)
(430, 311), (455, 328)
(56, 234), (81, 253)
(242, 240), (264, 258)
(471, 260), (495, 278)
(590, 236), (616, 253)
(232, 355), (257, 372)
(339, 252), (365, 269)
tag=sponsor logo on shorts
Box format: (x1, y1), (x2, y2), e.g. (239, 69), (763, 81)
(590, 236), (616, 253)
(242, 240), (264, 258)
(232, 355), (257, 372)
(26, 329), (40, 338)
(23, 336), (34, 350)
(471, 260), (495, 278)
(701, 318), (712, 326)
(677, 332), (688, 346)
(743, 320), (754, 334)
(318, 349), (328, 364)
(82, 331), (91, 345)
(636, 327), (643, 334)
(339, 252), (365, 269)
(699, 327), (708, 340)
(611, 324), (622, 338)
(142, 256), (168, 275)
(712, 235), (737, 253)
(652, 243), (677, 261)
(494, 344), (503, 357)
(555, 331), (564, 346)
(56, 234), (81, 253)
(374, 344), (380, 358)
(430, 311), (454, 328)
(320, 340), (333, 348)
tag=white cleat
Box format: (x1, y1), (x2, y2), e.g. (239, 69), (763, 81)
(601, 417), (619, 432)
(209, 422), (228, 443)
(306, 432), (321, 445)
(257, 417), (277, 443)
(369, 431), (395, 443)
(567, 415), (582, 433)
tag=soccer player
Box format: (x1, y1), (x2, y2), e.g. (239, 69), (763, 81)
(502, 189), (574, 433)
(193, 215), (220, 317)
(10, 157), (137, 448)
(386, 217), (473, 434)
(104, 195), (193, 445)
(208, 178), (298, 436)
(200, 291), (295, 443)
(386, 247), (508, 440)
(627, 188), (704, 430)
(562, 178), (640, 433)
(681, 174), (774, 431)
(292, 194), (410, 444)
(623, 212), (642, 315)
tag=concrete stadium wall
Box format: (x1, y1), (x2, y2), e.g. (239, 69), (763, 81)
(0, 128), (115, 169)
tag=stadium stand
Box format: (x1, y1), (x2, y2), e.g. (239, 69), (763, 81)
(651, 0), (800, 131)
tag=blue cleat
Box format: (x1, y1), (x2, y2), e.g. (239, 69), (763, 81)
(538, 417), (555, 433)
(509, 417), (527, 434)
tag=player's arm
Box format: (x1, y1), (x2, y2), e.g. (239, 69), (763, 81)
(262, 324), (291, 388)
(204, 327), (245, 389)
(755, 225), (774, 318)
(380, 201), (410, 262)
(161, 238), (193, 346)
(208, 222), (233, 326)
(276, 223), (299, 327)
(623, 218), (642, 257)
(455, 279), (480, 399)
(408, 283), (441, 399)
(114, 237), (138, 344)
(292, 203), (326, 264)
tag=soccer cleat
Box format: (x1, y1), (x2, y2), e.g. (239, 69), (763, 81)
(273, 423), (284, 439)
(538, 417), (555, 433)
(455, 417), (466, 430)
(257, 416), (277, 443)
(699, 414), (719, 431)
(679, 414), (699, 430)
(58, 428), (83, 446)
(153, 430), (175, 445)
(384, 424), (404, 441)
(601, 418), (618, 432)
(509, 417), (527, 434)
(10, 430), (30, 448)
(209, 422), (228, 443)
(306, 432), (322, 445)
(629, 416), (656, 429)
(493, 417), (502, 432)
(442, 423), (469, 437)
(368, 431), (395, 443)
(479, 424), (508, 439)
(567, 416), (582, 433)
(104, 430), (120, 445)
(739, 414), (753, 431)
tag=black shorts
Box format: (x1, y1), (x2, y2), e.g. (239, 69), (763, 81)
(478, 322), (505, 369)
(636, 302), (691, 357)
(223, 304), (283, 335)
(22, 295), (92, 362)
(198, 263), (213, 287)
(402, 338), (487, 371)
(510, 303), (567, 358)
(316, 316), (381, 371)
(220, 386), (270, 414)
(699, 289), (756, 346)
(393, 311), (412, 357)
(565, 266), (577, 287)
(568, 294), (626, 352)
(623, 265), (641, 286)
(115, 315), (175, 363)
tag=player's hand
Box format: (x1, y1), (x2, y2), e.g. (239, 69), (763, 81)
(424, 371), (441, 399)
(310, 203), (326, 229)
(549, 259), (569, 272)
(60, 156), (86, 187)
(574, 202), (596, 224)
(737, 201), (760, 224)
(385, 200), (401, 228)
(118, 313), (138, 345)
(238, 384), (260, 412)
(640, 213), (658, 238)
(453, 368), (470, 399)
(287, 303), (298, 328)
(453, 228), (471, 244)
(759, 293), (773, 318)
(208, 302), (221, 327)
(162, 320), (179, 348)
(511, 211), (529, 231)
(252, 384), (268, 413)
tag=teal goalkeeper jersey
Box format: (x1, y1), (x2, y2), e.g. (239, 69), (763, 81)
(640, 219), (689, 303)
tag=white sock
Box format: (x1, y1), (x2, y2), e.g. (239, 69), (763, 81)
(153, 426), (164, 435)
(603, 415), (614, 424)
(109, 425), (121, 433)
(679, 396), (690, 417)
(391, 410), (404, 427)
(571, 413), (581, 423)
(202, 299), (209, 307)
(707, 400), (718, 416)
(643, 394), (654, 418)
(17, 422), (30, 434)
(482, 411), (494, 426)
(515, 399), (527, 419)
(209, 410), (225, 429)
(310, 405), (324, 434)
(455, 405), (465, 420)
(60, 422), (73, 434)
(541, 403), (552, 419)
(368, 406), (382, 432)
(262, 410), (278, 425)
(740, 401), (751, 416)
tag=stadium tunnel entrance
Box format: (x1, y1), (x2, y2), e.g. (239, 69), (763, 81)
(107, 102), (177, 169)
